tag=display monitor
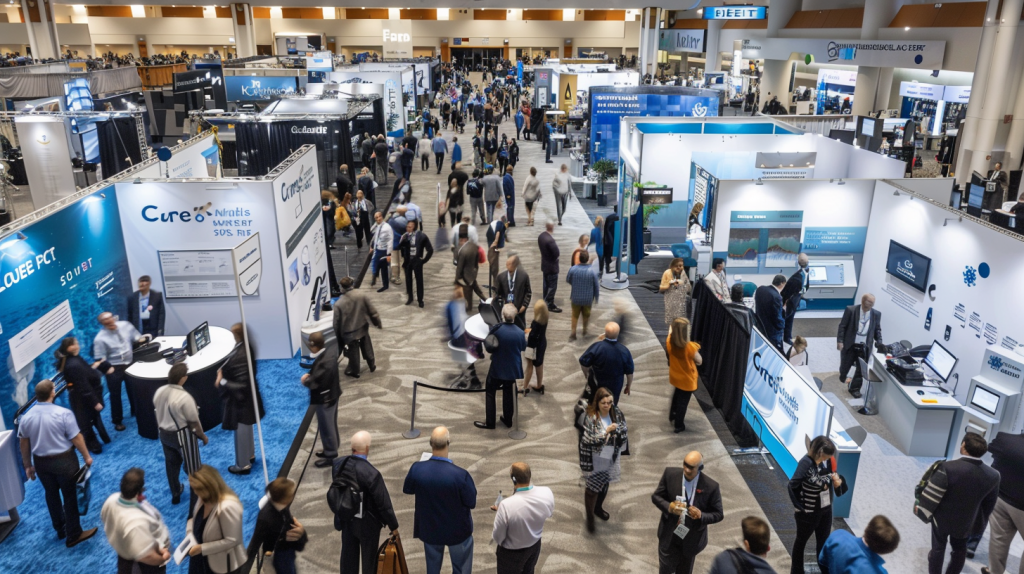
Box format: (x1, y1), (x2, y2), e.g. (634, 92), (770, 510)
(859, 117), (877, 137)
(186, 321), (211, 356)
(923, 340), (958, 382)
(828, 129), (856, 145)
(885, 240), (931, 293)
(808, 266), (827, 283)
(970, 385), (1000, 416)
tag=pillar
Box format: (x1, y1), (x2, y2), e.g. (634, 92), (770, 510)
(20, 0), (40, 59)
(852, 68), (880, 116)
(231, 3), (256, 58)
(852, 0), (900, 117)
(638, 7), (661, 77)
(705, 19), (724, 72)
(761, 58), (795, 111)
(874, 67), (894, 111)
(34, 0), (58, 60)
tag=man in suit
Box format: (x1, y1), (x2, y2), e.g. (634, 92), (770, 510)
(780, 254), (810, 346)
(403, 426), (477, 574)
(917, 433), (1000, 574)
(538, 222), (562, 313)
(502, 165), (516, 227)
(652, 451), (725, 574)
(602, 207), (619, 275)
(126, 275), (165, 338)
(486, 215), (507, 291)
(492, 255), (532, 329)
(332, 277), (381, 378)
(302, 332), (341, 468)
(982, 431), (1024, 574)
(475, 304), (526, 430)
(398, 219), (433, 308)
(837, 293), (882, 397)
(754, 275), (786, 352)
(988, 161), (1009, 205)
(454, 230), (482, 313)
(543, 121), (553, 164)
(332, 431), (399, 574)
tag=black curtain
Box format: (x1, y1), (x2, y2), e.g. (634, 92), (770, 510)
(96, 117), (142, 179)
(236, 119), (352, 187)
(691, 280), (756, 443)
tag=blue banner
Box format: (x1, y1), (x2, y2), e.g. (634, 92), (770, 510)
(0, 188), (132, 428)
(225, 76), (298, 102)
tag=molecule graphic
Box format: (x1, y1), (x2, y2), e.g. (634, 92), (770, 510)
(963, 266), (977, 287)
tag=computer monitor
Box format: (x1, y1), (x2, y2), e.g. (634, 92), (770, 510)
(186, 321), (211, 356)
(807, 266), (827, 283)
(970, 385), (1000, 416)
(923, 340), (958, 382)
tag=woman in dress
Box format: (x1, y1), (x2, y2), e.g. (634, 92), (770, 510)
(54, 337), (109, 453)
(666, 318), (702, 433)
(579, 386), (628, 533)
(522, 166), (541, 226)
(659, 257), (692, 327)
(186, 465), (246, 574)
(216, 323), (265, 475)
(522, 300), (549, 395)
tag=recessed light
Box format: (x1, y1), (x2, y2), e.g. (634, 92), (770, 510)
(904, 26), (911, 31)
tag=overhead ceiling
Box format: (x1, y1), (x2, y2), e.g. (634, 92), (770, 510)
(52, 1), (766, 11)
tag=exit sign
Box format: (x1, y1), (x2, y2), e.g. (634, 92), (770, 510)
(703, 6), (766, 20)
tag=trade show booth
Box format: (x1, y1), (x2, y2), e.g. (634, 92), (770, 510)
(330, 68), (409, 136)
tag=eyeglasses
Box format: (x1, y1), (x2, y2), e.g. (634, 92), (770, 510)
(682, 462), (699, 471)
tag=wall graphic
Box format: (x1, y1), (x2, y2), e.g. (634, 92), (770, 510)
(726, 211), (804, 271)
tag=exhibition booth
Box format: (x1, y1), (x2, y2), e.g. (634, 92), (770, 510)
(357, 60), (441, 109)
(329, 67), (410, 137)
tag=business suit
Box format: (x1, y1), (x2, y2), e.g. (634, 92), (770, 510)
(305, 346), (341, 459)
(987, 432), (1024, 574)
(780, 267), (808, 345)
(927, 457), (1000, 574)
(187, 497), (247, 574)
(333, 455), (399, 574)
(332, 287), (381, 376)
(455, 240), (482, 312)
(352, 197), (374, 249)
(492, 268), (532, 329)
(399, 230), (433, 305)
(652, 469), (725, 574)
(753, 285), (785, 351)
(502, 172), (516, 225)
(538, 231), (560, 309)
(837, 304), (882, 395)
(987, 169), (1009, 208)
(126, 289), (165, 338)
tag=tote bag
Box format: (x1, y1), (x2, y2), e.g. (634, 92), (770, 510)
(169, 410), (202, 476)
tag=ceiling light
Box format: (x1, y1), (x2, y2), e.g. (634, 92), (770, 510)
(904, 26), (911, 31)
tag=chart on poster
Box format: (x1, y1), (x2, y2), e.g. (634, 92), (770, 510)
(159, 250), (238, 298)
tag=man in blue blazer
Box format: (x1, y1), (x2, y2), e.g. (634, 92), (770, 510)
(754, 275), (786, 352)
(403, 426), (477, 574)
(502, 165), (516, 227)
(126, 275), (165, 338)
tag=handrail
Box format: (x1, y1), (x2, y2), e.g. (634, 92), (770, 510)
(12, 374), (67, 427)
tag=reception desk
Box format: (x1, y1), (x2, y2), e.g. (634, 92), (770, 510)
(124, 325), (237, 439)
(868, 352), (962, 457)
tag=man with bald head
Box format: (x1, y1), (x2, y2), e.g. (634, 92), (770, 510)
(93, 311), (149, 430)
(492, 254), (532, 329)
(404, 426), (478, 574)
(579, 322), (635, 404)
(491, 462), (555, 573)
(332, 431), (399, 574)
(653, 451), (725, 574)
(781, 253), (811, 345)
(837, 293), (883, 397)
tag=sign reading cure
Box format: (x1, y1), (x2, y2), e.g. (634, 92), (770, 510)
(704, 6), (766, 20)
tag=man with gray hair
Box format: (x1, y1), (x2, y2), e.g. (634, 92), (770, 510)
(476, 303), (527, 430)
(93, 311), (149, 431)
(332, 431), (399, 574)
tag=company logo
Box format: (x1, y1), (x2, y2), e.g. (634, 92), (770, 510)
(281, 164), (316, 203)
(896, 260), (916, 282)
(989, 355), (1004, 371)
(988, 354), (1022, 379)
(963, 265), (977, 287)
(291, 125), (327, 135)
(903, 260), (913, 270)
(383, 29), (411, 42)
(140, 202), (252, 223)
(691, 102), (708, 117)
(36, 134), (51, 145)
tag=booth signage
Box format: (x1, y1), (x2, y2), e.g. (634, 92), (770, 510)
(232, 233), (262, 296)
(703, 6), (766, 20)
(658, 30), (707, 54)
(741, 38), (945, 69)
(382, 19), (413, 59)
(641, 187), (673, 205)
(899, 81), (943, 101)
(306, 51), (333, 72)
(13, 117), (78, 210)
(818, 69), (858, 87)
(173, 68), (227, 110)
(225, 76), (298, 101)
(943, 85), (971, 103)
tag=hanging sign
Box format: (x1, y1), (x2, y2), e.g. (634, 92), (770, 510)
(899, 81), (943, 100)
(232, 233), (262, 296)
(704, 6), (766, 20)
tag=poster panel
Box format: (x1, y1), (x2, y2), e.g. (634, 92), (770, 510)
(14, 117), (78, 210)
(331, 70), (406, 136)
(136, 133), (220, 179)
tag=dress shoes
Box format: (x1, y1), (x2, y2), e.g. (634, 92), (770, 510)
(595, 509), (610, 521)
(405, 298), (414, 305)
(315, 451), (329, 458)
(228, 465), (252, 475)
(171, 485), (184, 505)
(377, 287), (389, 293)
(66, 527), (98, 548)
(114, 424), (126, 431)
(344, 371), (361, 379)
(474, 421), (495, 430)
(418, 301), (424, 308)
(314, 458), (334, 468)
(369, 362), (377, 373)
(500, 416), (512, 428)
(549, 306), (563, 313)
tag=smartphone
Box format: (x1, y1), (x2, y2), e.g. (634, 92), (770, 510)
(494, 491), (503, 507)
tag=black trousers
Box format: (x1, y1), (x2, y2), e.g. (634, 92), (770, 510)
(105, 364), (133, 424)
(405, 260), (425, 303)
(496, 540), (541, 574)
(485, 375), (515, 428)
(602, 246), (614, 274)
(34, 448), (81, 541)
(435, 152), (445, 172)
(791, 508), (832, 574)
(158, 429), (198, 512)
(70, 395), (108, 448)
(658, 537), (698, 574)
(354, 214), (372, 248)
(343, 334), (376, 375)
(838, 344), (867, 394)
(340, 523), (382, 574)
(542, 272), (558, 308)
(670, 388), (692, 431)
(928, 524), (968, 574)
(117, 555), (165, 574)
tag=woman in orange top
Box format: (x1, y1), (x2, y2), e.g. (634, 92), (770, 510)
(666, 317), (702, 433)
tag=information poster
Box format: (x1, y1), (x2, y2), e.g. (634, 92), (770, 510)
(159, 250), (238, 298)
(727, 211), (804, 271)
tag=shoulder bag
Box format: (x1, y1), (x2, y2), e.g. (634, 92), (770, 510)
(168, 409), (202, 476)
(484, 323), (502, 354)
(259, 426), (319, 573)
(376, 533), (409, 574)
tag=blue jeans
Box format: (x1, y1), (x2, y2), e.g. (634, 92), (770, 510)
(373, 249), (390, 289)
(485, 201), (497, 223)
(423, 535), (474, 574)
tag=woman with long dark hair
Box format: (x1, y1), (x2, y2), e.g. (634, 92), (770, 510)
(54, 336), (109, 453)
(579, 386), (628, 533)
(788, 436), (847, 574)
(215, 323), (265, 475)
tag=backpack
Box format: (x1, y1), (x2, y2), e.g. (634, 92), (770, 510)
(914, 459), (947, 523)
(327, 457), (363, 529)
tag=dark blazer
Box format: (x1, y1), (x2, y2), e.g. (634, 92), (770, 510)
(126, 289), (165, 337)
(780, 267), (808, 309)
(398, 230), (433, 269)
(502, 173), (515, 200)
(538, 231), (560, 275)
(492, 269), (532, 317)
(454, 240), (479, 287)
(242, 503), (307, 573)
(305, 346), (341, 405)
(357, 176), (376, 206)
(333, 455), (399, 533)
(63, 354), (103, 408)
(652, 469), (724, 554)
(753, 286), (785, 343)
(373, 141), (389, 165)
(989, 432), (1024, 509)
(837, 305), (883, 350)
(603, 213), (619, 247)
(218, 342), (265, 430)
(336, 173), (353, 198)
(402, 457), (477, 546)
(932, 457), (1000, 538)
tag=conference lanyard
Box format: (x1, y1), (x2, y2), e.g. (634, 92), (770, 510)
(682, 476), (698, 506)
(507, 270), (516, 303)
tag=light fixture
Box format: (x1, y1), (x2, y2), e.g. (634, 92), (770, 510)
(893, 190), (900, 196)
(904, 26), (911, 31)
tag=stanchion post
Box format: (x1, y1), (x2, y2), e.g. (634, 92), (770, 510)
(403, 382), (421, 439)
(508, 382), (526, 440)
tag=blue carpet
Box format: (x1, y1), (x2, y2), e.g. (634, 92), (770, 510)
(0, 357), (308, 574)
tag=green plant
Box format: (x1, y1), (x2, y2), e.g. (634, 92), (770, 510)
(643, 204), (667, 228)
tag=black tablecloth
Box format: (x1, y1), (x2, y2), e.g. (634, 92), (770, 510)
(125, 365), (223, 440)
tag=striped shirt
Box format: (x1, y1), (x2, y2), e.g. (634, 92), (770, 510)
(566, 264), (600, 307)
(789, 455), (833, 513)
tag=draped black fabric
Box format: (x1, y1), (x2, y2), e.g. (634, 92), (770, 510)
(96, 117), (143, 179)
(691, 279), (756, 443)
(235, 119), (353, 187)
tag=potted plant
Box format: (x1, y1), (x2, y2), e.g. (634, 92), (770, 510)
(636, 180), (664, 245)
(590, 158), (617, 206)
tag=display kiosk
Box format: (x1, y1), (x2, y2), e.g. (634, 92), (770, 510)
(949, 347), (1024, 458)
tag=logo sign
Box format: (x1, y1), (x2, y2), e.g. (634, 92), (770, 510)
(640, 187), (673, 205)
(382, 19), (413, 59)
(818, 69), (858, 87)
(942, 85), (971, 103)
(232, 233), (262, 296)
(173, 68), (227, 110)
(899, 81), (943, 100)
(704, 6), (766, 19)
(984, 349), (1022, 384)
(741, 38), (944, 69)
(659, 30), (707, 53)
(226, 76), (297, 101)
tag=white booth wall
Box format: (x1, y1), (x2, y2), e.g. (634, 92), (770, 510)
(136, 133), (219, 179)
(329, 69), (407, 136)
(861, 181), (1024, 432)
(884, 176), (956, 206)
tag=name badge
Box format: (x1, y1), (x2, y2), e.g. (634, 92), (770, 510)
(506, 294), (515, 303)
(673, 522), (690, 540)
(140, 310), (150, 320)
(820, 490), (831, 508)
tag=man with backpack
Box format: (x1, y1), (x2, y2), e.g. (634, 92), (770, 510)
(329, 431), (399, 574)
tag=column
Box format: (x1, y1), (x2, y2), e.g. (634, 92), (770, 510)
(638, 7), (661, 77)
(705, 19), (724, 72)
(758, 0), (800, 110)
(852, 67), (879, 116)
(874, 67), (894, 111)
(44, 0), (62, 58)
(34, 0), (58, 60)
(231, 3), (256, 58)
(852, 0), (900, 116)
(20, 0), (40, 59)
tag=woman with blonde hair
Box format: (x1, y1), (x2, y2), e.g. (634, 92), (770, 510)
(522, 299), (549, 395)
(186, 465), (246, 574)
(579, 386), (628, 532)
(788, 336), (809, 367)
(659, 257), (692, 327)
(666, 318), (702, 433)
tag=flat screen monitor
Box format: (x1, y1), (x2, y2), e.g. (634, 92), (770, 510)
(860, 117), (877, 137)
(808, 266), (827, 283)
(885, 240), (931, 293)
(828, 129), (856, 145)
(186, 321), (211, 356)
(923, 340), (958, 382)
(970, 385), (1000, 416)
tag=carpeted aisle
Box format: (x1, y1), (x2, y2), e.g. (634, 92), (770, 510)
(0, 357), (308, 574)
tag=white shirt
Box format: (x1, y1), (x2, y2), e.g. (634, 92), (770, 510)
(373, 221), (393, 253)
(855, 308), (871, 344)
(492, 485), (555, 550)
(101, 494), (170, 561)
(153, 383), (200, 433)
(451, 224), (478, 245)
